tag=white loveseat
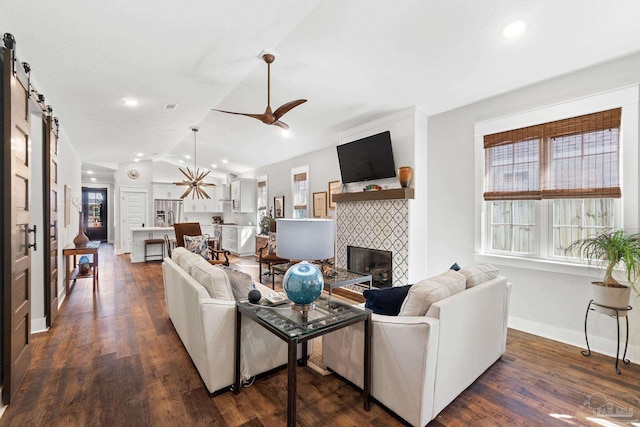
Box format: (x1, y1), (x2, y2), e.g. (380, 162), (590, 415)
(163, 247), (291, 394)
(323, 267), (511, 427)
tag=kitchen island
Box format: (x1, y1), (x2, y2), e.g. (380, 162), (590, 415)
(130, 226), (174, 263)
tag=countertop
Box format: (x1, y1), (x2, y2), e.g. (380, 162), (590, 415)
(130, 226), (174, 232)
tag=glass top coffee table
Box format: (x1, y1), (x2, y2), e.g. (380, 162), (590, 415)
(235, 294), (371, 427)
(272, 263), (373, 295)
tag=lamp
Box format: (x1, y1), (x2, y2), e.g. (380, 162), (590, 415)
(276, 219), (334, 310)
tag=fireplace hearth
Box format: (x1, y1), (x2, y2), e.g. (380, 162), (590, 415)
(347, 246), (392, 288)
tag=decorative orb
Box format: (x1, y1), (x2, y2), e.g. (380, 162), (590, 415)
(248, 289), (262, 304)
(283, 261), (324, 306)
(78, 256), (91, 275)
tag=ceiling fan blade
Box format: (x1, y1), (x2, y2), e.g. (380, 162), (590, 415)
(273, 99), (307, 120)
(272, 120), (290, 130)
(212, 109), (268, 122)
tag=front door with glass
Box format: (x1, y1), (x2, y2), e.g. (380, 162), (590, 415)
(82, 187), (107, 241)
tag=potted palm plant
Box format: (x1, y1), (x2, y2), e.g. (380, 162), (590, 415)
(566, 229), (640, 313)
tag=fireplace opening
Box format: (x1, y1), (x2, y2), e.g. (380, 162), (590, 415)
(347, 246), (392, 288)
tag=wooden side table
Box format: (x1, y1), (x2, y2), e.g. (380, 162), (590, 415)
(63, 241), (101, 294)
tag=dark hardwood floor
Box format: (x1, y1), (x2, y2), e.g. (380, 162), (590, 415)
(1, 244), (638, 426)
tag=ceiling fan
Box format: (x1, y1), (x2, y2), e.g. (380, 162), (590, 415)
(212, 51), (307, 130)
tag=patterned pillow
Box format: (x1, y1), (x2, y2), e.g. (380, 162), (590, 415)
(183, 235), (211, 260)
(268, 232), (278, 254)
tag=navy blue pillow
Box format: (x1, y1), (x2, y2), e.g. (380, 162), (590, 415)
(450, 262), (461, 271)
(363, 285), (412, 316)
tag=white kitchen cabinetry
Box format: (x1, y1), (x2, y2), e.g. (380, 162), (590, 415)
(211, 185), (227, 212)
(221, 225), (256, 256)
(184, 196), (223, 213)
(230, 179), (256, 213)
(153, 184), (183, 200)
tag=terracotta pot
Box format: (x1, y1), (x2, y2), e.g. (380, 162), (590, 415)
(398, 166), (413, 188)
(73, 212), (90, 248)
(590, 281), (631, 316)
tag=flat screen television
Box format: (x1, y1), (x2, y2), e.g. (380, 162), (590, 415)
(336, 131), (396, 184)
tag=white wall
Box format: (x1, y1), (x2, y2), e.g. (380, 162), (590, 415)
(427, 51), (640, 362)
(56, 129), (83, 303)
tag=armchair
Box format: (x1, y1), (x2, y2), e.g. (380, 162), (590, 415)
(174, 222), (230, 266)
(258, 232), (289, 289)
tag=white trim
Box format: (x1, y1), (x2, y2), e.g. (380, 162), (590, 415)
(31, 317), (48, 334)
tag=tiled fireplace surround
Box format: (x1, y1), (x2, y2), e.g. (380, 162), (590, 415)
(335, 199), (410, 286)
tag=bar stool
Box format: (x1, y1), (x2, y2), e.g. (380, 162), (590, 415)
(144, 238), (165, 262)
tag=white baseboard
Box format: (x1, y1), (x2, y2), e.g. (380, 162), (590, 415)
(31, 317), (48, 334)
(508, 316), (639, 365)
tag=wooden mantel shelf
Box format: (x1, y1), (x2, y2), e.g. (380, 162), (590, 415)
(333, 187), (414, 203)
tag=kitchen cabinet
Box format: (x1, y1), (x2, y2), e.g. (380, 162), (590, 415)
(153, 183), (183, 200)
(221, 225), (256, 257)
(184, 198), (222, 213)
(230, 178), (256, 213)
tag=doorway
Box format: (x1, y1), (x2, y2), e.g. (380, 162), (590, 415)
(82, 187), (107, 242)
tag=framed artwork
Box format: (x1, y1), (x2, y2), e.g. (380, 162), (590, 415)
(64, 185), (72, 227)
(274, 195), (285, 218)
(328, 180), (341, 209)
(313, 192), (328, 218)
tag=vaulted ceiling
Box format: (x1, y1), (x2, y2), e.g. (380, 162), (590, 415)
(2, 1), (640, 182)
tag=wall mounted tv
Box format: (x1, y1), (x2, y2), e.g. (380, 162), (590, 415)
(336, 131), (396, 184)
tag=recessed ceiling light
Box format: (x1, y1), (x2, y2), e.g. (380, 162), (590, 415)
(178, 159), (184, 164)
(210, 164), (218, 168)
(281, 129), (291, 138)
(503, 21), (526, 39)
(134, 158), (140, 162)
(184, 154), (191, 159)
(123, 98), (140, 107)
(90, 177), (96, 181)
(86, 170), (94, 175)
(222, 159), (229, 164)
(136, 152), (143, 157)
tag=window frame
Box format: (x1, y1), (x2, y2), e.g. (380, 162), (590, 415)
(474, 86), (639, 272)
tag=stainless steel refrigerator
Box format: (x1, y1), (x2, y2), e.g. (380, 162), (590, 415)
(154, 199), (184, 227)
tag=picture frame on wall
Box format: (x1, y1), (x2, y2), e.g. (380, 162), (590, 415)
(274, 195), (285, 218)
(328, 180), (341, 209)
(313, 191), (328, 218)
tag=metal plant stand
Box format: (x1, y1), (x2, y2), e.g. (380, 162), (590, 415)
(582, 299), (632, 374)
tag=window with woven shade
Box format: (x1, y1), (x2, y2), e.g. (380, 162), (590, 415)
(483, 108), (621, 256)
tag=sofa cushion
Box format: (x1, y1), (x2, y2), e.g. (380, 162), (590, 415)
(221, 266), (255, 301)
(171, 247), (203, 274)
(399, 270), (466, 316)
(460, 263), (498, 288)
(183, 235), (211, 260)
(363, 285), (412, 316)
(189, 259), (234, 300)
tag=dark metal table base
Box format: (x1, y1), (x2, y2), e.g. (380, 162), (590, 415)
(582, 299), (632, 374)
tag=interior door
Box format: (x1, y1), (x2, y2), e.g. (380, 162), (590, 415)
(83, 187), (107, 241)
(44, 115), (59, 327)
(120, 190), (146, 253)
(2, 36), (33, 404)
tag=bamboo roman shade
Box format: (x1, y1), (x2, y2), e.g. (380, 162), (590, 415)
(293, 172), (307, 182)
(484, 108), (621, 201)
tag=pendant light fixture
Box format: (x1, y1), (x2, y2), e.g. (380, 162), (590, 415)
(173, 126), (215, 199)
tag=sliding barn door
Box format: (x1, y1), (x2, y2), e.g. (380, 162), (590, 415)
(2, 35), (33, 404)
(45, 115), (59, 326)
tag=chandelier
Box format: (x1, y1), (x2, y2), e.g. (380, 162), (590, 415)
(174, 126), (215, 199)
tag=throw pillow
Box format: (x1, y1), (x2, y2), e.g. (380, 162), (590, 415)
(268, 232), (277, 254)
(399, 270), (466, 316)
(190, 259), (234, 300)
(450, 262), (461, 271)
(459, 263), (499, 288)
(221, 266), (255, 301)
(363, 285), (412, 316)
(183, 235), (212, 260)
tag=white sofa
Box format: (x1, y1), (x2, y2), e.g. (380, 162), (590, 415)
(162, 247), (291, 394)
(323, 269), (511, 427)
